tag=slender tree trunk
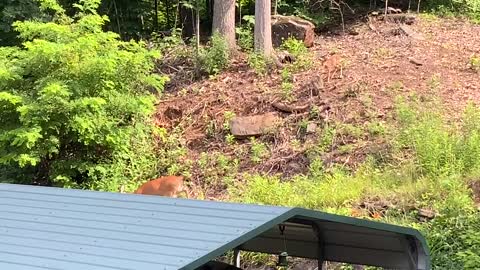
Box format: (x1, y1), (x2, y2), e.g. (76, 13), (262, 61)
(212, 0), (236, 50)
(154, 0), (159, 31)
(254, 0), (273, 56)
(384, 0), (388, 18)
(196, 0), (200, 56)
(112, 0), (121, 37)
(165, 0), (171, 28)
(180, 3), (194, 39)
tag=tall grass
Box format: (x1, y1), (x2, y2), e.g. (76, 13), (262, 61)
(229, 97), (480, 269)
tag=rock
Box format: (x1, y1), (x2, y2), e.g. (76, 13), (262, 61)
(418, 208), (436, 220)
(408, 57), (423, 66)
(399, 24), (425, 40)
(306, 123), (317, 133)
(271, 15), (315, 48)
(230, 113), (282, 137)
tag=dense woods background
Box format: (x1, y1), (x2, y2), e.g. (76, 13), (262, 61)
(1, 0), (480, 269)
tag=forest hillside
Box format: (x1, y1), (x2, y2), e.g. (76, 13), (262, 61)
(1, 0), (480, 269)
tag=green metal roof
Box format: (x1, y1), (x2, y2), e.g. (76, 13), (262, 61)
(0, 183), (430, 270)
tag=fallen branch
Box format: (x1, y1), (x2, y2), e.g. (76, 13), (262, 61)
(272, 102), (310, 113)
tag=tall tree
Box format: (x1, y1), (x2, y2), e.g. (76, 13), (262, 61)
(212, 0), (236, 50)
(254, 0), (273, 56)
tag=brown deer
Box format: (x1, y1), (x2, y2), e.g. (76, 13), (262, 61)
(322, 54), (343, 82)
(134, 176), (189, 198)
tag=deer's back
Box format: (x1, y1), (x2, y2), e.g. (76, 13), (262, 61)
(134, 176), (184, 196)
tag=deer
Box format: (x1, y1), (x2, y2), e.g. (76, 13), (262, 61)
(133, 175), (189, 198)
(322, 54), (343, 83)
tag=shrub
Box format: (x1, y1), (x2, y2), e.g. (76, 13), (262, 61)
(0, 0), (170, 189)
(247, 52), (272, 76)
(424, 0), (480, 22)
(198, 31), (230, 75)
(281, 37), (308, 58)
(468, 54), (480, 72)
(424, 201), (480, 269)
(236, 15), (254, 51)
(280, 37), (313, 71)
(394, 98), (480, 176)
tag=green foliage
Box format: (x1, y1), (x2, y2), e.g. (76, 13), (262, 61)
(0, 0), (56, 45)
(223, 110), (236, 131)
(151, 28), (185, 52)
(250, 137), (269, 163)
(198, 31), (230, 75)
(281, 37), (313, 72)
(424, 201), (480, 269)
(247, 52), (272, 76)
(394, 99), (480, 176)
(230, 166), (373, 213)
(276, 0), (331, 26)
(197, 151), (239, 189)
(0, 0), (169, 188)
(230, 99), (480, 269)
(281, 36), (308, 57)
(236, 15), (254, 51)
(424, 0), (480, 22)
(469, 54), (480, 72)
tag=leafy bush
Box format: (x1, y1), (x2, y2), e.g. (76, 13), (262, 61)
(394, 98), (480, 176)
(198, 31), (230, 75)
(280, 37), (313, 71)
(236, 15), (255, 51)
(281, 36), (309, 58)
(424, 201), (480, 269)
(0, 0), (170, 189)
(424, 0), (480, 22)
(469, 54), (480, 72)
(247, 52), (273, 76)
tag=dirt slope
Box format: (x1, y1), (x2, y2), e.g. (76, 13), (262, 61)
(155, 16), (480, 198)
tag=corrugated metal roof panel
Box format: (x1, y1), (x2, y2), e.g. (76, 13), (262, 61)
(0, 183), (290, 270)
(0, 183), (430, 270)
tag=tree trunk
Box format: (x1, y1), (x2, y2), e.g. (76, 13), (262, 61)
(165, 0), (170, 28)
(154, 0), (159, 30)
(254, 0), (273, 56)
(180, 3), (194, 39)
(212, 0), (236, 50)
(196, 0), (200, 56)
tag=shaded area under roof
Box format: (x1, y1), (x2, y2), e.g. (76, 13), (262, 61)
(0, 183), (430, 270)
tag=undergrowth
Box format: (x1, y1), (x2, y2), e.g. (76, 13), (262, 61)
(0, 0), (174, 189)
(229, 96), (480, 269)
(424, 0), (480, 23)
(198, 31), (230, 75)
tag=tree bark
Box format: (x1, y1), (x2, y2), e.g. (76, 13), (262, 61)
(196, 0), (200, 55)
(254, 0), (273, 56)
(180, 3), (194, 39)
(154, 0), (159, 30)
(212, 0), (236, 50)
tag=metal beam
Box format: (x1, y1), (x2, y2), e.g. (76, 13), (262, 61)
(233, 249), (241, 268)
